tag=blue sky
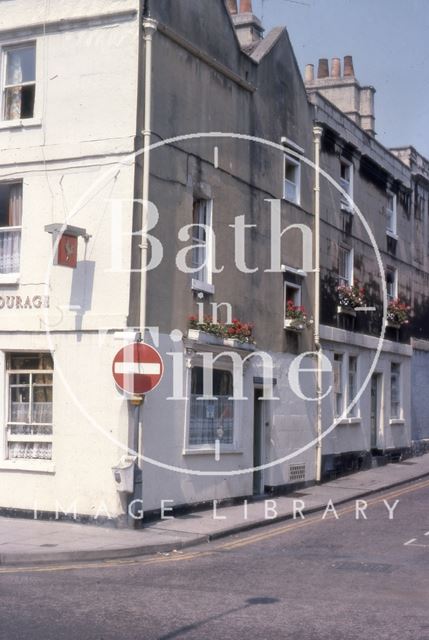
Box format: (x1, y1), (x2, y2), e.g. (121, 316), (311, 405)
(253, 0), (429, 158)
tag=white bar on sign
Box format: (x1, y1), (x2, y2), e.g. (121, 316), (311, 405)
(115, 363), (161, 375)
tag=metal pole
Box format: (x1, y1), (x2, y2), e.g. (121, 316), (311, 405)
(313, 126), (323, 483)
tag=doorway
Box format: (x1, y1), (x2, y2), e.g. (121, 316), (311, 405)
(253, 389), (265, 495)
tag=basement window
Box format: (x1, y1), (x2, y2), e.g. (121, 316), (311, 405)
(2, 44), (36, 121)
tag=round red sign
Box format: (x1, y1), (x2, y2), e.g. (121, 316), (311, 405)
(112, 343), (164, 395)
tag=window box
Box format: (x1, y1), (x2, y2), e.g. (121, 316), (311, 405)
(187, 329), (256, 351)
(284, 318), (306, 332)
(337, 305), (356, 318)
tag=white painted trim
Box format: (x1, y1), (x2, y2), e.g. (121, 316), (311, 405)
(0, 274), (20, 285)
(0, 460), (55, 473)
(191, 279), (215, 295)
(283, 154), (301, 206)
(280, 136), (305, 155)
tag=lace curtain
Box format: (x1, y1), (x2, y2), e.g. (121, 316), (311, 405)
(0, 184), (22, 274)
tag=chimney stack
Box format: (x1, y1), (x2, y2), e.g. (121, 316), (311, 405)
(343, 55), (355, 78)
(304, 64), (314, 83)
(239, 0), (253, 12)
(226, 0), (238, 13)
(317, 58), (329, 79)
(331, 57), (341, 79)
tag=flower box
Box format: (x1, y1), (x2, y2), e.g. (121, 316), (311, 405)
(337, 305), (356, 318)
(284, 318), (306, 332)
(187, 329), (255, 351)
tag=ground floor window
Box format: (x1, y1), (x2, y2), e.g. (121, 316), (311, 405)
(6, 352), (53, 460)
(189, 366), (234, 446)
(390, 363), (401, 419)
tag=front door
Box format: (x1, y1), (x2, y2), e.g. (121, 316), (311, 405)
(370, 375), (379, 449)
(253, 390), (265, 495)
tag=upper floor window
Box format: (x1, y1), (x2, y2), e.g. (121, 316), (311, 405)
(283, 155), (301, 205)
(2, 43), (36, 121)
(386, 191), (397, 235)
(191, 198), (213, 293)
(338, 245), (353, 286)
(333, 353), (344, 417)
(0, 182), (22, 275)
(6, 352), (53, 461)
(348, 356), (358, 418)
(340, 160), (353, 210)
(386, 267), (397, 301)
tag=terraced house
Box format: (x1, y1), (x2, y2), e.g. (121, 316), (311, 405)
(0, 0), (427, 525)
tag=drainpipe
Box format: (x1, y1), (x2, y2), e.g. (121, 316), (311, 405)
(313, 125), (323, 483)
(140, 11), (158, 335)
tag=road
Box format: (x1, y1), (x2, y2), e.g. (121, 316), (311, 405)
(1, 478), (429, 640)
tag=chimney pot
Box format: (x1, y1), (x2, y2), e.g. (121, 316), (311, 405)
(226, 0), (238, 13)
(317, 58), (329, 79)
(331, 57), (341, 78)
(304, 64), (314, 83)
(239, 0), (253, 12)
(344, 55), (355, 77)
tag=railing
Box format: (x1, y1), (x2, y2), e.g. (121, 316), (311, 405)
(0, 227), (21, 274)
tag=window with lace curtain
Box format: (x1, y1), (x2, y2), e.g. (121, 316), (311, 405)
(2, 43), (36, 121)
(6, 353), (53, 461)
(0, 182), (22, 275)
(189, 366), (234, 446)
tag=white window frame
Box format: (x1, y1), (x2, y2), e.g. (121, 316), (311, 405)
(191, 198), (214, 295)
(338, 245), (354, 287)
(333, 353), (345, 418)
(347, 355), (359, 419)
(390, 362), (402, 420)
(284, 281), (302, 319)
(386, 267), (398, 302)
(0, 180), (23, 284)
(386, 190), (397, 237)
(283, 154), (301, 205)
(1, 42), (36, 122)
(4, 352), (53, 463)
(183, 359), (242, 454)
(340, 159), (354, 212)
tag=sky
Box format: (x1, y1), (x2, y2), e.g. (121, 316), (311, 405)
(252, 0), (429, 159)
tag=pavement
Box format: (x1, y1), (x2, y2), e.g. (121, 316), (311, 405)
(1, 453), (429, 567)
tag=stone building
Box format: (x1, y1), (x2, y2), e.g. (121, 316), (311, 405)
(0, 0), (427, 524)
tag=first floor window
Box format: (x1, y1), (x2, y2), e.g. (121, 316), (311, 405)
(189, 366), (234, 446)
(0, 182), (22, 274)
(338, 246), (353, 286)
(192, 199), (212, 284)
(386, 267), (397, 301)
(2, 43), (36, 121)
(6, 352), (53, 460)
(284, 155), (301, 205)
(390, 363), (401, 419)
(340, 160), (353, 209)
(333, 353), (344, 417)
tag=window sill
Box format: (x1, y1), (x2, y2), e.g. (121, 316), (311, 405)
(183, 448), (242, 456)
(282, 196), (300, 206)
(191, 279), (215, 295)
(386, 230), (398, 240)
(338, 417), (361, 425)
(0, 117), (42, 130)
(340, 202), (353, 214)
(0, 459), (55, 473)
(0, 273), (20, 285)
(389, 419), (405, 426)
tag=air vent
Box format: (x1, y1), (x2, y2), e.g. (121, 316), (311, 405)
(289, 463), (306, 482)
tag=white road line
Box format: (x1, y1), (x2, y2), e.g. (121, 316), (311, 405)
(424, 531), (429, 536)
(215, 439), (221, 462)
(214, 146), (219, 169)
(404, 538), (417, 546)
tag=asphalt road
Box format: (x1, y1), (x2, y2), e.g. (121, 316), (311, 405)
(1, 479), (429, 640)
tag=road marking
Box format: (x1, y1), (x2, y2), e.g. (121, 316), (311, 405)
(1, 477), (429, 575)
(214, 146), (219, 168)
(215, 439), (221, 461)
(424, 531), (429, 536)
(404, 538), (417, 546)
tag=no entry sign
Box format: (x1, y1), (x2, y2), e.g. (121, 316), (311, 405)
(112, 343), (164, 395)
